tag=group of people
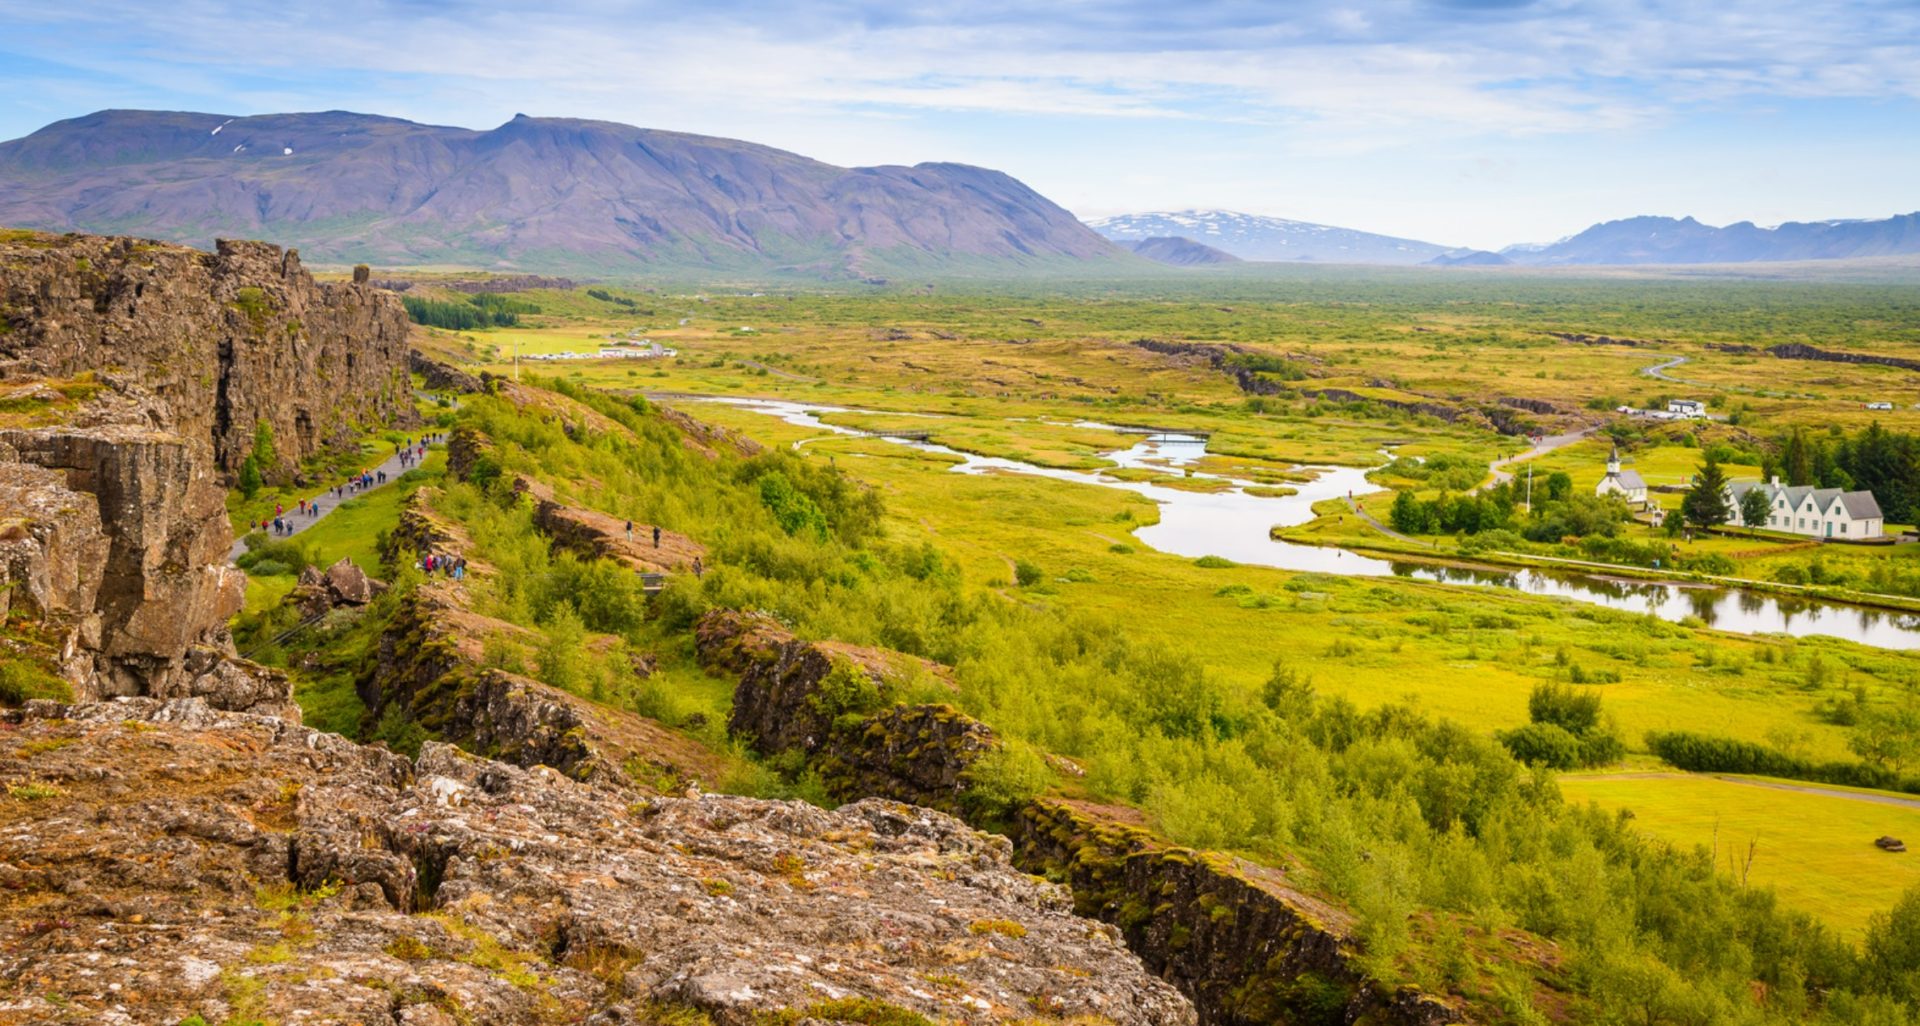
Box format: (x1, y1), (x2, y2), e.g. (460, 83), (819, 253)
(396, 435), (437, 469)
(258, 498), (322, 537)
(418, 552), (468, 580)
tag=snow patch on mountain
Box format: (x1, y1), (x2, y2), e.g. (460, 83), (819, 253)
(1085, 210), (1452, 265)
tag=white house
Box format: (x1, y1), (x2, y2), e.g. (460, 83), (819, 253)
(1725, 477), (1884, 539)
(1667, 399), (1707, 419)
(1595, 446), (1648, 506)
(1867, 401), (1894, 411)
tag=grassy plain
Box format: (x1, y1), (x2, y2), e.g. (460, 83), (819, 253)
(398, 272), (1920, 938)
(1561, 772), (1920, 938)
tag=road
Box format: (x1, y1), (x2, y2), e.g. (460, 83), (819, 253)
(1484, 425), (1599, 491)
(1641, 355), (1693, 383)
(227, 448), (418, 562)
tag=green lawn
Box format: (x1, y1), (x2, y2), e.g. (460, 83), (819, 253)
(1561, 772), (1920, 939)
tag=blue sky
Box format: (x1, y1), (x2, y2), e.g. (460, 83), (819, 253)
(2, 0), (1916, 249)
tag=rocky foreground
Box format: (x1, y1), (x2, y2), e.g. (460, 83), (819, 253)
(0, 697), (1193, 1026)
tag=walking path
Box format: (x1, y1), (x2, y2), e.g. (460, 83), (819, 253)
(1484, 425), (1599, 490)
(1343, 496), (1431, 547)
(1573, 771), (1920, 811)
(226, 449), (419, 562)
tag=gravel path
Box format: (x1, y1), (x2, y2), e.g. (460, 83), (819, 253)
(227, 448), (419, 562)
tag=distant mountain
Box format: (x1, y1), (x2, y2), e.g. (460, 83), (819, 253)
(0, 109), (1128, 277)
(1121, 236), (1241, 267)
(1085, 210), (1453, 265)
(1502, 213), (1920, 265)
(1426, 248), (1511, 267)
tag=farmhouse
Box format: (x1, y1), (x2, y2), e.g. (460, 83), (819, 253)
(1595, 446), (1648, 506)
(1667, 399), (1707, 419)
(1725, 477), (1884, 539)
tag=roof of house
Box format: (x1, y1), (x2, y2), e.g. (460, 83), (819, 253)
(1841, 491), (1884, 519)
(1726, 481), (1882, 520)
(1615, 470), (1646, 490)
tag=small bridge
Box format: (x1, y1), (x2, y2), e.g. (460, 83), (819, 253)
(1114, 426), (1210, 444)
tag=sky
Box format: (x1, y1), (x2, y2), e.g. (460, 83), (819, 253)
(1, 0), (1916, 250)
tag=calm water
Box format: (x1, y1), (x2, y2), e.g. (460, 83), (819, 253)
(702, 398), (1920, 651)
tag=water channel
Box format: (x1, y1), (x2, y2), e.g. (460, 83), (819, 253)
(699, 397), (1920, 651)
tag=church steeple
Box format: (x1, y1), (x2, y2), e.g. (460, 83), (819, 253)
(1607, 445), (1620, 476)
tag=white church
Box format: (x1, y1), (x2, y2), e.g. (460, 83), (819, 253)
(1594, 446), (1648, 507)
(1726, 477), (1884, 539)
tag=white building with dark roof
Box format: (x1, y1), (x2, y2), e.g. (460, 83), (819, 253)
(1595, 446), (1648, 506)
(1725, 477), (1884, 539)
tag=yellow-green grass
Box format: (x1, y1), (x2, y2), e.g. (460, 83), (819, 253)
(714, 407), (1898, 764)
(1561, 772), (1920, 938)
(243, 574), (297, 616)
(303, 450), (447, 573)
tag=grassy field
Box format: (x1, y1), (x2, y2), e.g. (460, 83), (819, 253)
(1562, 772), (1920, 938)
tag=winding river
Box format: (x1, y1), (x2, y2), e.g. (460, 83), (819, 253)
(699, 398), (1920, 651)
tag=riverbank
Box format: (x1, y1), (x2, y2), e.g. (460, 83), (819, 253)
(1278, 507), (1920, 620)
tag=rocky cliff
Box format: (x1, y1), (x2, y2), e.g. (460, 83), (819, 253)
(0, 697), (1193, 1026)
(0, 229), (409, 710)
(0, 230), (413, 479)
(697, 609), (1463, 1026)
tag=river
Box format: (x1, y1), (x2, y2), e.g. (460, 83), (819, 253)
(698, 397), (1920, 651)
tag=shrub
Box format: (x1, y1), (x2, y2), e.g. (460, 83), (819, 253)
(237, 455), (264, 499)
(1013, 560), (1043, 586)
(1497, 722), (1582, 769)
(1646, 729), (1908, 793)
(807, 660), (883, 720)
(962, 742), (1052, 817)
(1529, 683), (1603, 734)
(1194, 555), (1234, 568)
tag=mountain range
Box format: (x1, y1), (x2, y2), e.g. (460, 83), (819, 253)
(1495, 214), (1920, 265)
(1084, 210), (1454, 265)
(2, 110), (1915, 274)
(0, 109), (1123, 277)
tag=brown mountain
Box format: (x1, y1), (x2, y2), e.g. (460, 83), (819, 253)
(0, 109), (1129, 277)
(1123, 235), (1242, 266)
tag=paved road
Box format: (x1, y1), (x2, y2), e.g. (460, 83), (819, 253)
(1641, 355), (1693, 383)
(227, 448), (418, 562)
(1484, 426), (1599, 490)
(1574, 771), (1920, 811)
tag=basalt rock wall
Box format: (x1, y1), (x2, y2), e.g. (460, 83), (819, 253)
(0, 230), (413, 478)
(698, 606), (1464, 1026)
